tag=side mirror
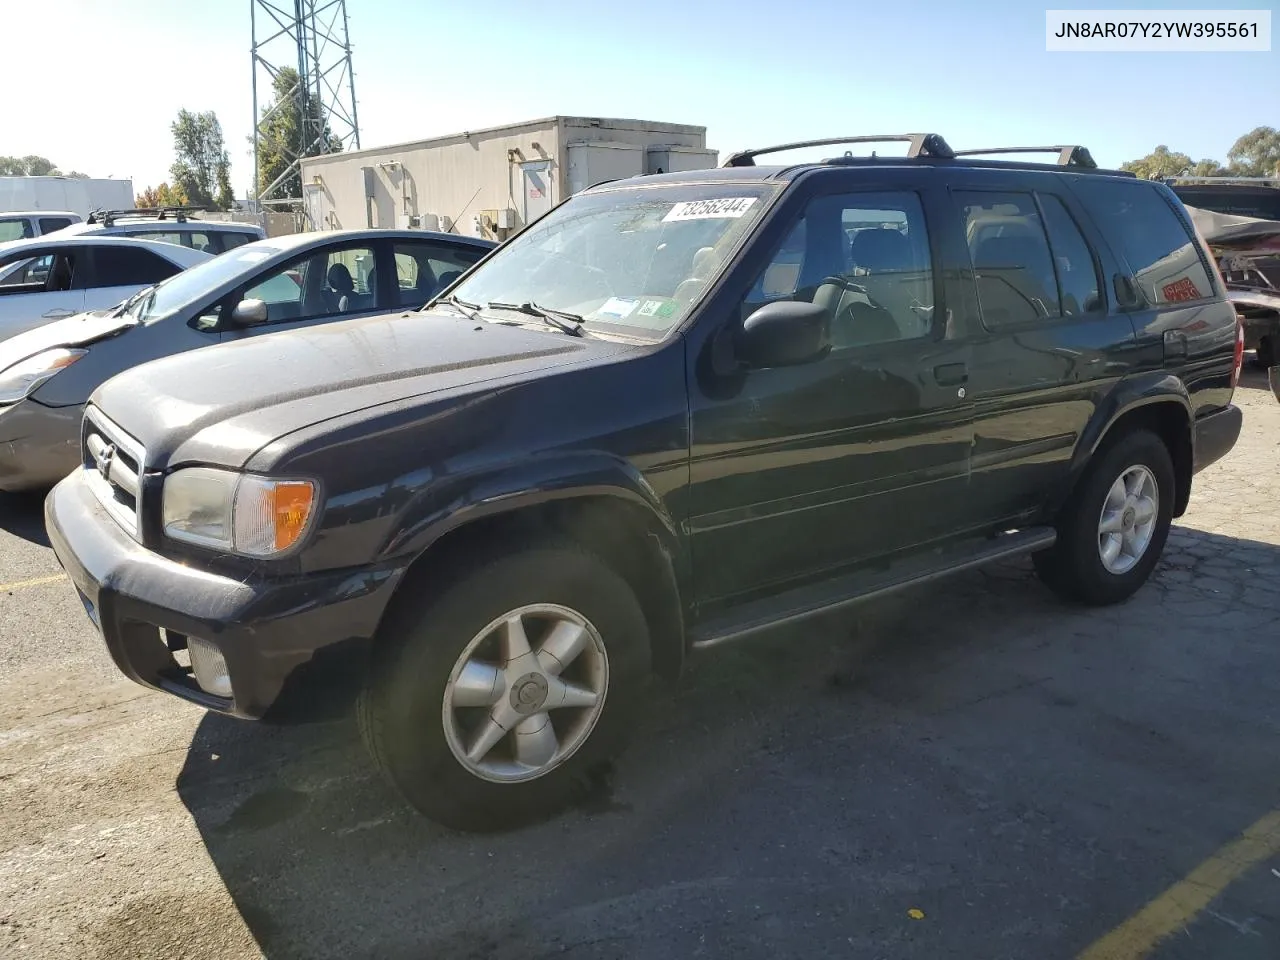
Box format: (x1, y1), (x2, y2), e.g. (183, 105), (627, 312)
(740, 300), (830, 368)
(229, 298), (269, 327)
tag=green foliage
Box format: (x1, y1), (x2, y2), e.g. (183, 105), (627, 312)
(135, 183), (189, 208)
(255, 67), (343, 200)
(170, 109), (234, 210)
(0, 156), (88, 177)
(1226, 126), (1280, 177)
(1122, 128), (1280, 180)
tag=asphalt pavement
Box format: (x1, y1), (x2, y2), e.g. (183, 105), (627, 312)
(2, 370), (1278, 960)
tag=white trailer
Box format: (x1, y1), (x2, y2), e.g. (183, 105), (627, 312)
(0, 177), (135, 218)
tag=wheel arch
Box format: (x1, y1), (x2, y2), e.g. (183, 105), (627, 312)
(372, 460), (690, 681)
(1069, 378), (1193, 518)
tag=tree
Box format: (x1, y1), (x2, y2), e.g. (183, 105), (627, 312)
(135, 182), (189, 208)
(1120, 145), (1195, 179)
(1226, 126), (1280, 177)
(1189, 159), (1226, 177)
(255, 67), (343, 200)
(169, 109), (234, 210)
(0, 155), (89, 177)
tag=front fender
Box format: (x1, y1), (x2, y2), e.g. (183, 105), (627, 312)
(378, 449), (685, 573)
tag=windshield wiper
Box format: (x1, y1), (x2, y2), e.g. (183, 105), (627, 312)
(112, 285), (154, 319)
(434, 294), (482, 321)
(487, 301), (585, 337)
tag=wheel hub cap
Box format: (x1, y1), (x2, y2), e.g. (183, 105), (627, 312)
(441, 603), (609, 784)
(1097, 464), (1159, 575)
(510, 673), (549, 714)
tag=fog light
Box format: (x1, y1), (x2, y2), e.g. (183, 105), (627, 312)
(188, 636), (232, 698)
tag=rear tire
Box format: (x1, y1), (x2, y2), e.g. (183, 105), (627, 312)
(1034, 430), (1175, 606)
(358, 543), (650, 832)
(1257, 336), (1277, 370)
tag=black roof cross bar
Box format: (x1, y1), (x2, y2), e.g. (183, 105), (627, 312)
(723, 133), (955, 167)
(951, 145), (1098, 169)
(86, 205), (208, 226)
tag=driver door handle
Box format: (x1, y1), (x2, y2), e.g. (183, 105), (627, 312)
(42, 309), (76, 319)
(933, 362), (968, 386)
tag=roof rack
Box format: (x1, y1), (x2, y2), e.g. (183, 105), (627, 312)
(86, 205), (208, 226)
(951, 145), (1097, 169)
(723, 133), (955, 167)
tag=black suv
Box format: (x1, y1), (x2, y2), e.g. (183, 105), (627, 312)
(46, 134), (1244, 831)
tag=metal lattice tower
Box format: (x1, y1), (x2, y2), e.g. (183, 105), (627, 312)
(250, 0), (360, 206)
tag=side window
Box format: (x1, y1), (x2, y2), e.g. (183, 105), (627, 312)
(221, 233), (256, 251)
(392, 241), (486, 307)
(39, 217), (74, 234)
(86, 246), (182, 288)
(956, 191), (1060, 328)
(242, 245), (378, 324)
(0, 218), (34, 243)
(131, 231), (185, 248)
(1073, 180), (1214, 305)
(0, 254), (54, 288)
(1039, 195), (1102, 315)
(184, 232), (216, 254)
(741, 191), (935, 348)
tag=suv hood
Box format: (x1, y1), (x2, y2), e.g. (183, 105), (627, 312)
(91, 310), (627, 469)
(0, 310), (133, 371)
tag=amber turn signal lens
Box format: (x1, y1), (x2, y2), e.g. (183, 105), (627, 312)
(270, 481), (315, 551)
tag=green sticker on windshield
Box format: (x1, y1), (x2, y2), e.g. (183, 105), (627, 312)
(638, 299), (677, 319)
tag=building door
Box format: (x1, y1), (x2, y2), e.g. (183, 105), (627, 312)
(521, 161), (553, 224)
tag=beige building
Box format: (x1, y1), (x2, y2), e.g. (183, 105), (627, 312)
(299, 116), (716, 242)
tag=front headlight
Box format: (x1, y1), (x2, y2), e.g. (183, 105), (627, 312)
(0, 348), (86, 404)
(162, 467), (318, 557)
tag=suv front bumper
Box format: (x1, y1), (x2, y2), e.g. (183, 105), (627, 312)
(45, 470), (404, 719)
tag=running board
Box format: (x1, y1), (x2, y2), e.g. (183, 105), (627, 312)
(689, 527), (1057, 650)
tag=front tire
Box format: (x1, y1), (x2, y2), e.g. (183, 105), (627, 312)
(358, 543), (650, 832)
(1034, 430), (1175, 606)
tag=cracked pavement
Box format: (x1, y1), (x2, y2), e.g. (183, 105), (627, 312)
(1, 370), (1277, 960)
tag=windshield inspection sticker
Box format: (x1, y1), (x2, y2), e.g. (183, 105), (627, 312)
(663, 197), (758, 222)
(599, 297), (639, 319)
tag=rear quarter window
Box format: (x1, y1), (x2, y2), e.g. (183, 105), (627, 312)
(1073, 179), (1215, 305)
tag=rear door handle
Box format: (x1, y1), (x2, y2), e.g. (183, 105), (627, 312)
(42, 309), (75, 319)
(934, 362), (968, 386)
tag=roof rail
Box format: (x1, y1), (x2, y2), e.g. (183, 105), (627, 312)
(723, 133), (955, 167)
(86, 205), (208, 226)
(951, 145), (1097, 169)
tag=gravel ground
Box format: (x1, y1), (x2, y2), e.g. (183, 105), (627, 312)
(1, 370), (1278, 960)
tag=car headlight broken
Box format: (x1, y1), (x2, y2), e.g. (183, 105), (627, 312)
(162, 467), (317, 557)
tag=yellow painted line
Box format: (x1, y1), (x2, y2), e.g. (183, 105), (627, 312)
(1077, 808), (1280, 960)
(1, 573), (67, 592)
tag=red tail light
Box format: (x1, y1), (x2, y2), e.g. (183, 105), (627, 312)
(1231, 315), (1244, 389)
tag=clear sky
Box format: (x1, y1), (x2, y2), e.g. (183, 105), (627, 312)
(3, 0), (1275, 196)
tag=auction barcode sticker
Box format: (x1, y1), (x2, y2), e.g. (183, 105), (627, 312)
(1046, 10), (1271, 51)
(663, 198), (758, 222)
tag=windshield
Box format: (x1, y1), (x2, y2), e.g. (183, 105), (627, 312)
(449, 183), (777, 337)
(122, 243), (285, 324)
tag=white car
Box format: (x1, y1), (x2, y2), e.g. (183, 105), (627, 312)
(0, 234), (211, 340)
(49, 208), (264, 254)
(0, 211), (82, 243)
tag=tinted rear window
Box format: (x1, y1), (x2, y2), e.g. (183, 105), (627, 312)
(1074, 180), (1214, 305)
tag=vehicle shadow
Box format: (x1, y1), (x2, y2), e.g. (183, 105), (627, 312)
(176, 525), (1280, 960)
(0, 490), (51, 546)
